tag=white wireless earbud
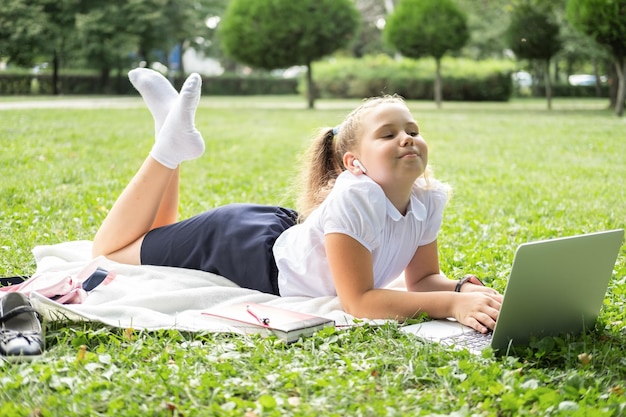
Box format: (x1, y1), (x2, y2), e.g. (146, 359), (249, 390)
(353, 159), (367, 173)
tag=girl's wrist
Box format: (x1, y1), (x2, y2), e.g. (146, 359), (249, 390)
(454, 274), (485, 292)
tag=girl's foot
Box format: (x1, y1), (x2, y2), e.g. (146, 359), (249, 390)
(150, 73), (205, 169)
(128, 68), (178, 137)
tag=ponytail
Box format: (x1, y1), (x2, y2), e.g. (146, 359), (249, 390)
(295, 128), (343, 221)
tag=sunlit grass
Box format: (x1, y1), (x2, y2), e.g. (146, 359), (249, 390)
(0, 96), (624, 416)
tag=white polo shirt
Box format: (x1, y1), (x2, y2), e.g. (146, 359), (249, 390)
(274, 171), (448, 297)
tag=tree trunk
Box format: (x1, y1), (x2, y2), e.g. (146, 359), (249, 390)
(544, 58), (552, 111)
(553, 58), (559, 84)
(306, 61), (315, 109)
(99, 66), (110, 94)
(116, 66), (123, 94)
(609, 63), (617, 110)
(592, 58), (602, 98)
(434, 57), (442, 109)
(52, 51), (59, 95)
(614, 56), (625, 117)
(178, 41), (185, 75)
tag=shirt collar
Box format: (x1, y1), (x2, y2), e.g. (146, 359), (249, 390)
(386, 188), (427, 222)
(341, 171), (428, 222)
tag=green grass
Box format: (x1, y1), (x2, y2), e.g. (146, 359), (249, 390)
(0, 96), (625, 416)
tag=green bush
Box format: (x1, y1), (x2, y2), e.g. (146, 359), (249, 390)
(0, 71), (298, 96)
(0, 72), (132, 95)
(200, 74), (298, 95)
(36, 74), (132, 94)
(532, 83), (609, 98)
(0, 73), (33, 94)
(309, 55), (515, 101)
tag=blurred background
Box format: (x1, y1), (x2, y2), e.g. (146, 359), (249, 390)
(0, 0), (622, 113)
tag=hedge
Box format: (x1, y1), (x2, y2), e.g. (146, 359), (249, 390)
(200, 75), (298, 95)
(0, 63), (610, 100)
(308, 55), (516, 101)
(0, 73), (298, 96)
(530, 83), (609, 98)
(0, 74), (33, 95)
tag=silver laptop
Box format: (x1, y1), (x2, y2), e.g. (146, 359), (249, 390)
(401, 229), (624, 355)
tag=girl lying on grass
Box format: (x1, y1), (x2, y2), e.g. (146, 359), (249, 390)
(92, 69), (502, 333)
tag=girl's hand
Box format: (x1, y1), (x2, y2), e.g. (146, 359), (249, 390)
(460, 282), (502, 298)
(452, 291), (502, 334)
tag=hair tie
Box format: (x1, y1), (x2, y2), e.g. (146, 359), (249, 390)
(332, 126), (340, 136)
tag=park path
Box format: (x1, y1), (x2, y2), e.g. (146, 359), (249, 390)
(0, 97), (145, 110)
(0, 96), (356, 111)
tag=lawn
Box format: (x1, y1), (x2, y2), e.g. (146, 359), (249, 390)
(0, 96), (624, 416)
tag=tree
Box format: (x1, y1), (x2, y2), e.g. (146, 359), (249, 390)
(384, 0), (469, 108)
(0, 0), (78, 95)
(567, 0), (626, 117)
(557, 18), (610, 97)
(507, 2), (562, 110)
(350, 0), (392, 57)
(73, 0), (134, 92)
(162, 0), (229, 75)
(218, 0), (360, 109)
(0, 0), (44, 66)
(1, 0), (228, 93)
(74, 0), (227, 90)
(456, 0), (511, 59)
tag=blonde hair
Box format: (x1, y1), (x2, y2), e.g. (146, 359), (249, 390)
(295, 95), (436, 221)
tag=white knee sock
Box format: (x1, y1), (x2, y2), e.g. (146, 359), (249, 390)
(150, 73), (205, 169)
(128, 68), (178, 137)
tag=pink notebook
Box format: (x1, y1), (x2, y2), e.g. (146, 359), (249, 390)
(202, 303), (335, 343)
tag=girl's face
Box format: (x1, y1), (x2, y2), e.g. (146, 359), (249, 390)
(352, 102), (428, 195)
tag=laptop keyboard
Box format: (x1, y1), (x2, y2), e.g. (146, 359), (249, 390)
(440, 331), (492, 351)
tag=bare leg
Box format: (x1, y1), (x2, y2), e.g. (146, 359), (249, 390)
(152, 166), (180, 229)
(129, 68), (181, 228)
(92, 158), (176, 263)
(92, 72), (204, 262)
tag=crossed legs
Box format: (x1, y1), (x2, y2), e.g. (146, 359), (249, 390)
(92, 69), (205, 264)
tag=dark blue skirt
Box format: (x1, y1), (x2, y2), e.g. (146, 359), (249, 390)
(140, 204), (298, 295)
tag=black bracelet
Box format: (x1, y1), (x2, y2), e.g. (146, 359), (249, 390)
(455, 274), (485, 292)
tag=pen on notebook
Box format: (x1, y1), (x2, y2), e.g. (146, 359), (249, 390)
(246, 304), (270, 326)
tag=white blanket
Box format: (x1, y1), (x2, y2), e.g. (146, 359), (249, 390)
(26, 241), (373, 334)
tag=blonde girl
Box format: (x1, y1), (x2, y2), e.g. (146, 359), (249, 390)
(93, 69), (502, 333)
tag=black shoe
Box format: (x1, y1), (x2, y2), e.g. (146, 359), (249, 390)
(0, 292), (44, 361)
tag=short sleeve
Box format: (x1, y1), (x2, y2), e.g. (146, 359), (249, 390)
(320, 178), (387, 251)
